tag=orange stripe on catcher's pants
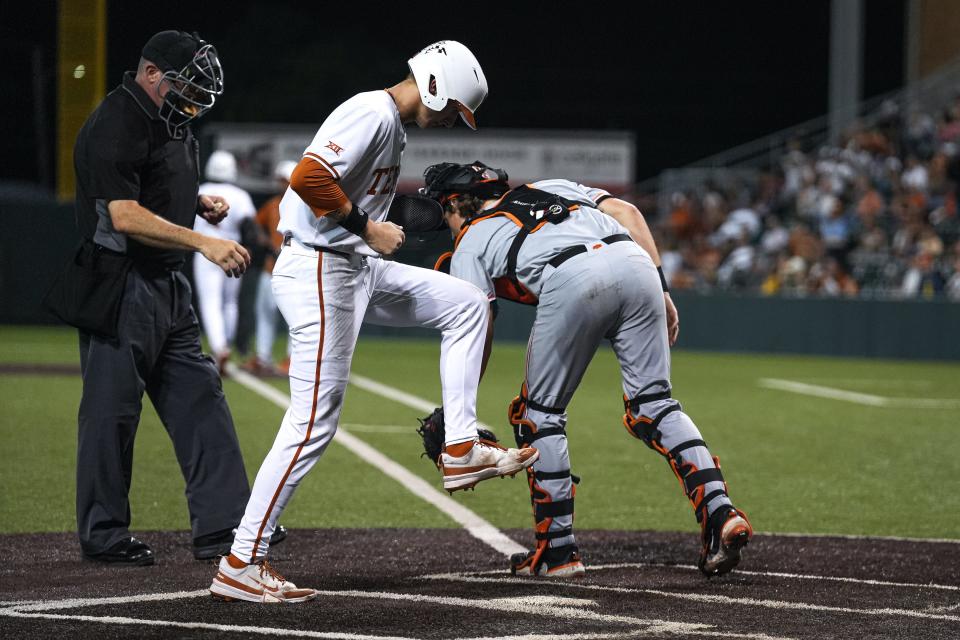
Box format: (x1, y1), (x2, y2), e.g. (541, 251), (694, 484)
(251, 253), (326, 561)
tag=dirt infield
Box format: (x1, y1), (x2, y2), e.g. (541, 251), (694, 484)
(1, 528), (957, 639)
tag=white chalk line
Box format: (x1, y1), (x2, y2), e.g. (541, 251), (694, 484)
(418, 573), (960, 623)
(0, 588), (794, 640)
(430, 562), (960, 592)
(758, 378), (960, 409)
(340, 423), (413, 433)
(760, 530), (960, 544)
(226, 365), (525, 558)
(800, 378), (935, 389)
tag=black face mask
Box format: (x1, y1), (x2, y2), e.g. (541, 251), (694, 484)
(158, 43), (224, 139)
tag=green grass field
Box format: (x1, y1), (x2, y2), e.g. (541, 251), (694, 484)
(1, 325), (958, 539)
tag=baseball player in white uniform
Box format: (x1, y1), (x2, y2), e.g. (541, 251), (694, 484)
(194, 150), (257, 373)
(209, 41), (538, 604)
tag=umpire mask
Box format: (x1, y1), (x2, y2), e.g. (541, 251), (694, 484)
(143, 31), (224, 139)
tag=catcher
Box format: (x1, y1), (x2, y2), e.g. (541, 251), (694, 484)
(418, 162), (753, 578)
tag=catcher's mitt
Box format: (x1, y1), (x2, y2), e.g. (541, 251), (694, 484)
(417, 406), (500, 468)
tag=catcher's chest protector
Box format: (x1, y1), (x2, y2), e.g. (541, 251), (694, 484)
(455, 186), (591, 305)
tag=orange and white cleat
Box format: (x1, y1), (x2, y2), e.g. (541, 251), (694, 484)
(511, 544), (586, 578)
(210, 554), (316, 603)
(440, 439), (539, 492)
(699, 506), (753, 577)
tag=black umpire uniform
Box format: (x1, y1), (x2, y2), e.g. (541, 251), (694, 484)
(71, 32), (251, 565)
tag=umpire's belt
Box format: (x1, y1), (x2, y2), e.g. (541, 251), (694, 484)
(547, 233), (633, 268)
(282, 234), (350, 258)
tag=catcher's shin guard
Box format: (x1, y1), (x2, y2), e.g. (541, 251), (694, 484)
(508, 387), (578, 572)
(622, 393), (731, 528)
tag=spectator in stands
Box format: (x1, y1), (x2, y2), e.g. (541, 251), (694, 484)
(637, 90), (960, 300)
(900, 250), (945, 298)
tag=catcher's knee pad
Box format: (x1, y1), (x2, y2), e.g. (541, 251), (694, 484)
(622, 392), (680, 454)
(508, 392), (536, 448)
(510, 384), (568, 448)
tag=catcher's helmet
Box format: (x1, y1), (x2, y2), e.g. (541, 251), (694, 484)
(142, 30), (224, 139)
(420, 161), (510, 204)
(408, 41), (487, 130)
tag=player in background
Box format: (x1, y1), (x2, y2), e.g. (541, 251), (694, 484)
(209, 42), (538, 604)
(242, 160), (297, 376)
(194, 150), (257, 375)
(422, 162), (753, 579)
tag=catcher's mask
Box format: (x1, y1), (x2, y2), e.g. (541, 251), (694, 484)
(420, 161), (509, 215)
(143, 30), (224, 139)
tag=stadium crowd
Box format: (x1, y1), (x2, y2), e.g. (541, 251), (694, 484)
(651, 95), (960, 300)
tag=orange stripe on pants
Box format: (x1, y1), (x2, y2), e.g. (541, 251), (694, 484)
(250, 253), (325, 562)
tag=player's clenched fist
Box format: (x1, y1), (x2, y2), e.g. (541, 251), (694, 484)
(362, 220), (406, 255)
(201, 237), (251, 277)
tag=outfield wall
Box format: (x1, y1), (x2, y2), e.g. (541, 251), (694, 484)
(3, 199), (958, 361)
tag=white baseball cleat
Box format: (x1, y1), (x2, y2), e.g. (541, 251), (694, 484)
(441, 439), (539, 492)
(210, 555), (316, 603)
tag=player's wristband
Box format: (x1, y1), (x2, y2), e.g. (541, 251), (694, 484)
(657, 266), (670, 292)
(338, 203), (369, 236)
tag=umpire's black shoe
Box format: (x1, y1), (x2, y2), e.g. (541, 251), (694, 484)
(192, 525), (288, 561)
(83, 537), (155, 567)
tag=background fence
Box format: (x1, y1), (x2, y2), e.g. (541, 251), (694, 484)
(6, 198), (955, 361)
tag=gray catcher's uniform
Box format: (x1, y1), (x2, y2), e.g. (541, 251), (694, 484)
(447, 180), (734, 556)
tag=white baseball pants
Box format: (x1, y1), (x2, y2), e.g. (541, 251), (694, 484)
(193, 253), (241, 355)
(232, 239), (488, 562)
(255, 270), (284, 364)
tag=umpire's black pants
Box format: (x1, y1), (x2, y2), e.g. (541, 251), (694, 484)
(77, 266), (250, 555)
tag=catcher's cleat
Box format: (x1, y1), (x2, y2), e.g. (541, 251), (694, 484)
(699, 505), (753, 577)
(511, 544), (585, 578)
(209, 554), (316, 603)
(441, 439), (539, 492)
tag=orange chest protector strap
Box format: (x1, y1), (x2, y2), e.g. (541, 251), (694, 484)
(458, 185), (592, 305)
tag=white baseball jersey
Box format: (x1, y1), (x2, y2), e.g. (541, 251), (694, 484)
(277, 90), (406, 256)
(195, 182), (256, 242)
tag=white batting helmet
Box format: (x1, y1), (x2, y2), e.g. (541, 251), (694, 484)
(205, 150), (237, 182)
(408, 41), (487, 130)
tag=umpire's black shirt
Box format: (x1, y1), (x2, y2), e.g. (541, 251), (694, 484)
(74, 71), (200, 270)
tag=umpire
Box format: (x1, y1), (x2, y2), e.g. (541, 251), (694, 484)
(68, 31), (265, 566)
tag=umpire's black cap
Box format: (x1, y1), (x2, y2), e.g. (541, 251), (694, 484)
(141, 30), (202, 72)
